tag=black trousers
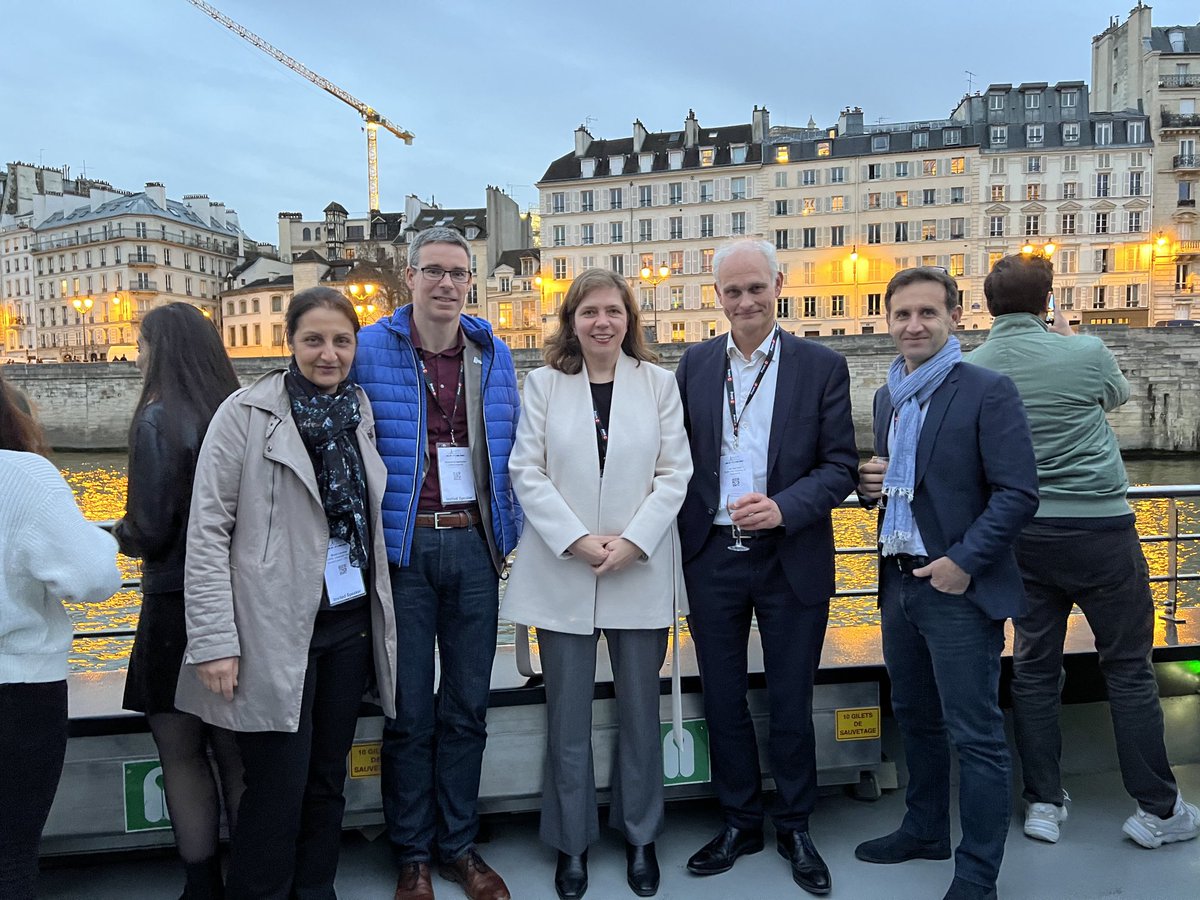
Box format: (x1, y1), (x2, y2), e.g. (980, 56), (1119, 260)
(684, 529), (829, 832)
(0, 680), (68, 900)
(225, 610), (372, 900)
(1011, 522), (1178, 817)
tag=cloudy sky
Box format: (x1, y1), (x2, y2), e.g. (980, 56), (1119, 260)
(5, 1), (1198, 242)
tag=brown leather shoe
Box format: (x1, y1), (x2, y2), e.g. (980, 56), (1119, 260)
(438, 848), (511, 900)
(394, 861), (435, 900)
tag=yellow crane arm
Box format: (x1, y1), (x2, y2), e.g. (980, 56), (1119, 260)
(185, 0), (414, 144)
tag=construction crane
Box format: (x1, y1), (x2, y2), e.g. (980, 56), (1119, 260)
(185, 0), (413, 212)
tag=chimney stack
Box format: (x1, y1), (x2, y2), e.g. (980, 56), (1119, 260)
(144, 181), (168, 210)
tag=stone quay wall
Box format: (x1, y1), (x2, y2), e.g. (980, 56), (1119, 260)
(5, 328), (1199, 452)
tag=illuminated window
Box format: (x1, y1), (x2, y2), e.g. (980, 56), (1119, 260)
(700, 147), (715, 167)
(816, 142), (831, 157)
(950, 157), (965, 174)
(923, 159), (937, 176)
(775, 146), (790, 164)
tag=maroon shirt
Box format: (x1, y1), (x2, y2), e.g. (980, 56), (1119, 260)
(412, 325), (473, 512)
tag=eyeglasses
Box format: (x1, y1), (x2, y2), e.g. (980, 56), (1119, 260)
(416, 266), (471, 284)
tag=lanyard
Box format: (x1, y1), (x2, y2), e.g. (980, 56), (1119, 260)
(725, 326), (780, 446)
(418, 354), (465, 445)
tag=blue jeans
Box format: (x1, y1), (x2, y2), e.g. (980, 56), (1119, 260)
(381, 525), (499, 865)
(879, 566), (1010, 890)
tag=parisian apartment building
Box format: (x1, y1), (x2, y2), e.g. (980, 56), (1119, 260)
(536, 88), (1160, 342)
(1093, 4), (1200, 323)
(1, 163), (251, 361)
(532, 7), (1200, 341)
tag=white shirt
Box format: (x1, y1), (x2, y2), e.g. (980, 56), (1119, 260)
(715, 328), (780, 525)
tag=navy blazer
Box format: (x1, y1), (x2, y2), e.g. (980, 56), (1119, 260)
(676, 330), (859, 605)
(871, 361), (1039, 620)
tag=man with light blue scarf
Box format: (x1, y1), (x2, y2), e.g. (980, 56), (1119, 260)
(855, 267), (1038, 900)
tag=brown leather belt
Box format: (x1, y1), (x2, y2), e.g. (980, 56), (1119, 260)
(414, 509), (481, 530)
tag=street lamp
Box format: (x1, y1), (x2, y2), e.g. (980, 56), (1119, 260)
(72, 296), (94, 361)
(639, 264), (670, 343)
(1021, 240), (1056, 258)
(849, 246), (861, 323)
(346, 281), (378, 323)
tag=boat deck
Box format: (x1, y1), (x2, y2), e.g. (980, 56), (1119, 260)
(39, 715), (1200, 900)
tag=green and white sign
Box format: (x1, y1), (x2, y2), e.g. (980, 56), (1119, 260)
(661, 719), (711, 787)
(123, 758), (172, 832)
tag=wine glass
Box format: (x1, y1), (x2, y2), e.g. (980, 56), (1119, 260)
(727, 494), (749, 552)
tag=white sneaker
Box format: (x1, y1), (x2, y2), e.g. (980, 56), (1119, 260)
(1122, 794), (1200, 848)
(1024, 792), (1070, 843)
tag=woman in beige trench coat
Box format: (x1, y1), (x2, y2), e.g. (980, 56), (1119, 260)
(502, 268), (692, 900)
(178, 287), (397, 900)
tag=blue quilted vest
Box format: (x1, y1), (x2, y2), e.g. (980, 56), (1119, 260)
(351, 306), (522, 566)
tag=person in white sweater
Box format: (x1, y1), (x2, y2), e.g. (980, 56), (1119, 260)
(0, 378), (121, 900)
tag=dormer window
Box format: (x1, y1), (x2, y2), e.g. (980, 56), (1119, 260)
(465, 226), (480, 240)
(608, 155), (624, 174)
(775, 146), (790, 164)
(639, 152), (653, 173)
(668, 149), (684, 170)
(580, 158), (596, 178)
(731, 144), (748, 164)
(700, 147), (715, 167)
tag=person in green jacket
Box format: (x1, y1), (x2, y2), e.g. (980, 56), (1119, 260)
(969, 253), (1199, 851)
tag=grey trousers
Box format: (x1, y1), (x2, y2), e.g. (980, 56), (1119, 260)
(537, 627), (669, 855)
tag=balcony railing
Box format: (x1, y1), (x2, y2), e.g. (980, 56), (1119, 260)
(128, 280), (158, 292)
(1160, 74), (1200, 88)
(128, 253), (157, 266)
(1173, 155), (1200, 169)
(1175, 241), (1200, 255)
(33, 226), (236, 256)
(1161, 110), (1200, 128)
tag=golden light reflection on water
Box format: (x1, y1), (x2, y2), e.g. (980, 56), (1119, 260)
(57, 455), (1199, 673)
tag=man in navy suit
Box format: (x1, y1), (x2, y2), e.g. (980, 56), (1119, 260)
(676, 238), (858, 895)
(855, 267), (1038, 900)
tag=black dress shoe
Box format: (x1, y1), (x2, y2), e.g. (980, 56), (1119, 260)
(686, 825), (765, 876)
(776, 830), (831, 896)
(625, 841), (659, 897)
(555, 850), (587, 900)
(854, 829), (952, 864)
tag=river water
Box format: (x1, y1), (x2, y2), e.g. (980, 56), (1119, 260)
(54, 452), (1200, 673)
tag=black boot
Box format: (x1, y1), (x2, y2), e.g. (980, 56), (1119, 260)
(181, 857), (224, 900)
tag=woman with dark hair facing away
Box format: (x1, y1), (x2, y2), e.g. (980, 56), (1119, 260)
(177, 287), (398, 899)
(1, 373), (121, 899)
(113, 302), (245, 899)
(502, 268), (693, 899)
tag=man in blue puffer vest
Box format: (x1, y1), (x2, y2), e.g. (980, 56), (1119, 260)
(354, 225), (521, 900)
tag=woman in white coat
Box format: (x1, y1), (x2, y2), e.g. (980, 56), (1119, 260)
(502, 268), (692, 900)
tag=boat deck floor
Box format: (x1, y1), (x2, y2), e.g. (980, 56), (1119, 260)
(39, 756), (1200, 900)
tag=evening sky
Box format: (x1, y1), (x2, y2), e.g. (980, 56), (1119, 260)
(4, 0), (1199, 242)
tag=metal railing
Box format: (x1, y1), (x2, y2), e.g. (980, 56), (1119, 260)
(1162, 110), (1200, 128)
(1160, 74), (1200, 88)
(1174, 155), (1200, 170)
(75, 486), (1199, 648)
